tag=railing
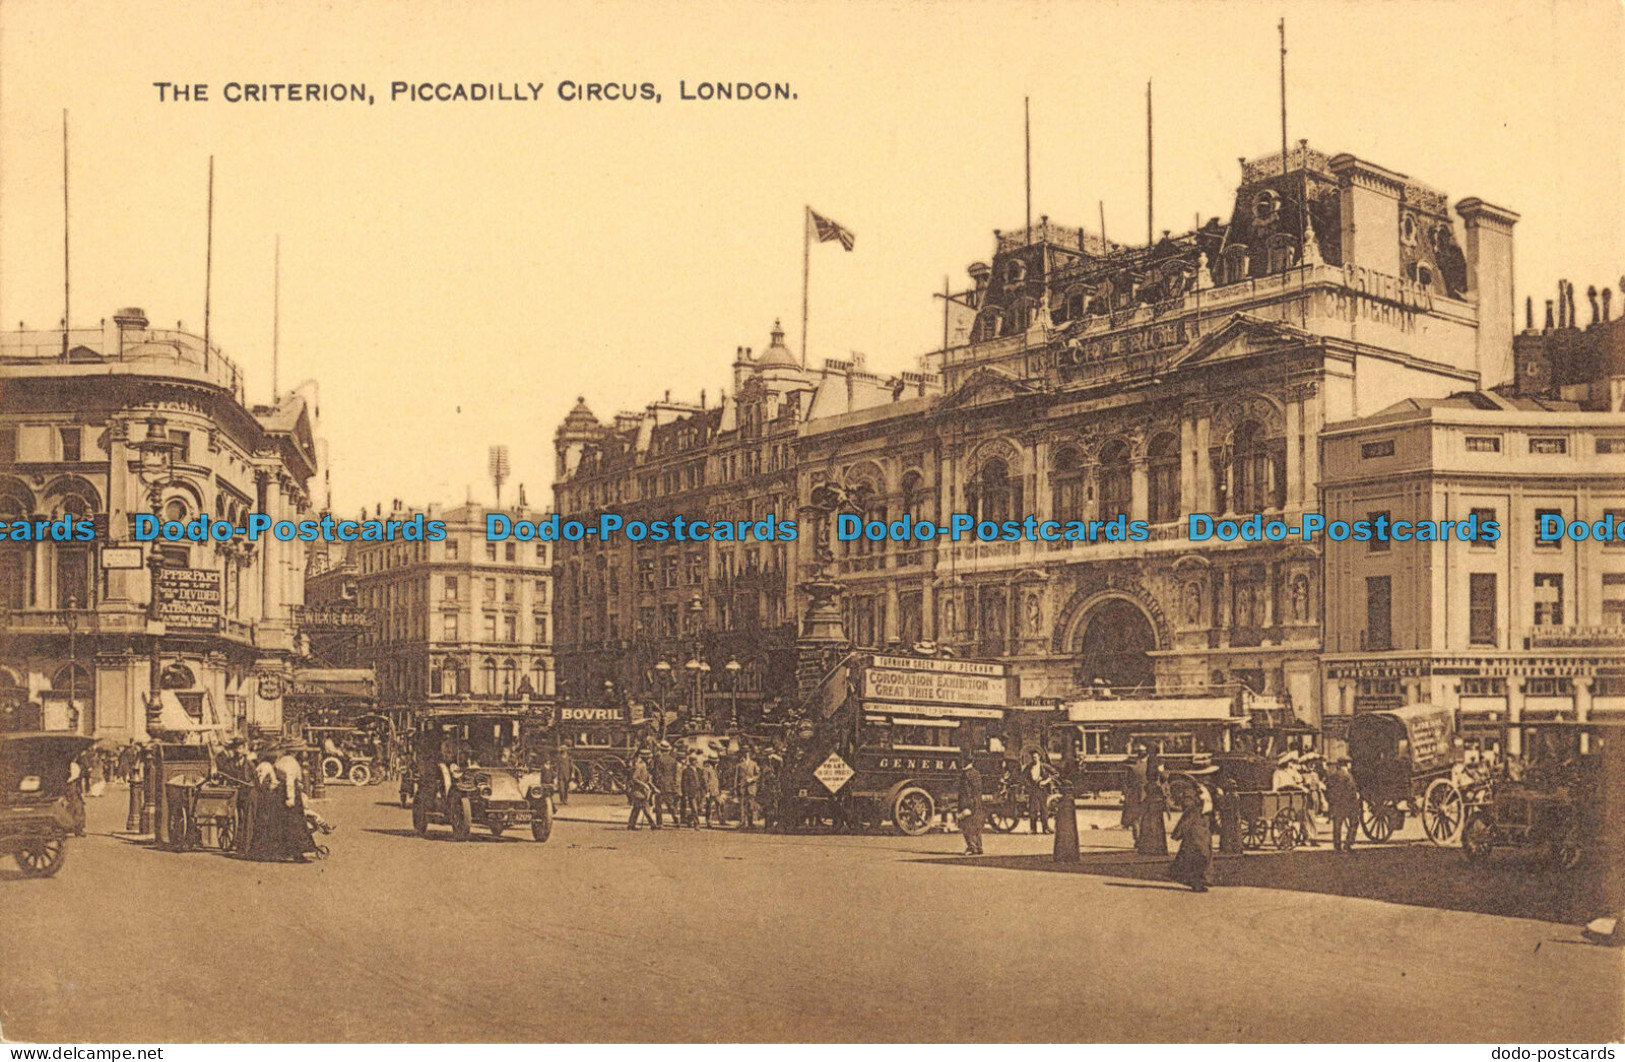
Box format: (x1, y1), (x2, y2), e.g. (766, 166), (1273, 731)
(0, 325), (246, 402)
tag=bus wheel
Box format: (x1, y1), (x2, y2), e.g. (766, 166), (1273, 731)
(891, 786), (935, 837)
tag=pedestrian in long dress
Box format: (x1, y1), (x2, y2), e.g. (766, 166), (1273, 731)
(1168, 791), (1212, 892)
(1135, 771), (1169, 855)
(1120, 749), (1145, 833)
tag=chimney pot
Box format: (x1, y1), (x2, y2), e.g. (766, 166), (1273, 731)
(1544, 300), (1555, 331)
(1603, 287), (1614, 322)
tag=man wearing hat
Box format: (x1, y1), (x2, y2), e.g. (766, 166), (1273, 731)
(1326, 757), (1360, 853)
(735, 748), (761, 830)
(956, 751), (984, 855)
(651, 741), (681, 828)
(627, 751), (657, 829)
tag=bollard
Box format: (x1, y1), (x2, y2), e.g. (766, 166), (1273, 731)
(125, 776), (142, 833)
(1053, 777), (1080, 863)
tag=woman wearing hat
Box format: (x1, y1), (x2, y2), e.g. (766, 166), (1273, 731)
(1167, 788), (1212, 892)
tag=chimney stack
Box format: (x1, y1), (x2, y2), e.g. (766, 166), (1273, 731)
(1455, 198), (1520, 388)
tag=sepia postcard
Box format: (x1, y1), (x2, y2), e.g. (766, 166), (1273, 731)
(0, 0), (1621, 1048)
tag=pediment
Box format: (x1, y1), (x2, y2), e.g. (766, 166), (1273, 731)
(939, 367), (1037, 410)
(1167, 313), (1312, 370)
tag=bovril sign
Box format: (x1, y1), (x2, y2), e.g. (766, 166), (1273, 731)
(560, 707), (626, 724)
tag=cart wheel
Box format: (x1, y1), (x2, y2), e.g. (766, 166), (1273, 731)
(168, 802), (193, 851)
(1241, 818), (1267, 850)
(986, 805), (1020, 833)
(603, 759), (628, 796)
(348, 762), (372, 787)
(218, 816), (237, 853)
(14, 836), (66, 877)
(1360, 799), (1396, 844)
(1421, 779), (1464, 845)
(312, 843), (329, 860)
(891, 786), (935, 837)
(321, 756), (344, 781)
(532, 800), (553, 843)
(1272, 809), (1298, 850)
(1461, 812), (1493, 863)
(450, 796), (473, 842)
(411, 795), (429, 836)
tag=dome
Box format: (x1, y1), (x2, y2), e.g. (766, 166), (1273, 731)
(756, 319), (801, 370)
(559, 396), (598, 433)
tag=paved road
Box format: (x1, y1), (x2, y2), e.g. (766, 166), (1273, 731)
(2, 784), (1619, 1043)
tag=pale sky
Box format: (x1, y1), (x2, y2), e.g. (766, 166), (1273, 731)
(2, 0), (1621, 513)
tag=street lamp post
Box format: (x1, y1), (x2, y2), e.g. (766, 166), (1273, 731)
(132, 413), (180, 835)
(683, 657), (709, 733)
(65, 597), (80, 734)
(724, 658), (741, 732)
(653, 660), (671, 741)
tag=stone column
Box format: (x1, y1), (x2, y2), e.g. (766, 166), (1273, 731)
(1285, 399), (1304, 511)
(1180, 416), (1199, 520)
(1129, 457), (1149, 524)
(1507, 677), (1525, 757)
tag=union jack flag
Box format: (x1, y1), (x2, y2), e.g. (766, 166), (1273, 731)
(809, 209), (855, 251)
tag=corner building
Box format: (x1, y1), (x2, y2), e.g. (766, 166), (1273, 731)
(0, 309), (319, 739)
(556, 146), (1521, 726)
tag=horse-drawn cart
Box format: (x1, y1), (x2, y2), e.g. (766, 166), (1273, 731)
(1347, 705), (1462, 844)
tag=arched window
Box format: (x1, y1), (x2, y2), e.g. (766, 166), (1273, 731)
(1050, 446), (1085, 522)
(1147, 433), (1182, 524)
(163, 497), (189, 523)
(900, 471), (927, 522)
(1097, 441), (1132, 519)
(0, 487), (32, 609)
(973, 308), (1004, 343)
(1221, 245), (1250, 286)
(502, 659), (518, 695)
(439, 659), (464, 696)
(970, 457), (1020, 524)
(1232, 421), (1285, 514)
(1266, 234), (1298, 273)
(531, 659), (549, 697)
(482, 657), (498, 695)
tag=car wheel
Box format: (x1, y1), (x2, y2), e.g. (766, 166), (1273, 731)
(348, 762), (372, 787)
(532, 800), (553, 842)
(450, 796), (472, 842)
(15, 836), (66, 877)
(891, 786), (935, 837)
(321, 756), (344, 781)
(489, 823), (505, 838)
(411, 795), (428, 836)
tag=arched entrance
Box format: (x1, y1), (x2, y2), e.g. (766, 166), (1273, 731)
(1077, 598), (1157, 692)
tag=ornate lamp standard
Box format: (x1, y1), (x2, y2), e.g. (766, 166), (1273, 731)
(683, 656), (710, 733)
(724, 657), (742, 732)
(131, 413), (181, 833)
(652, 659), (672, 741)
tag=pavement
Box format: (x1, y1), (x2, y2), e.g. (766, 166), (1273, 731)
(1, 783), (1619, 1043)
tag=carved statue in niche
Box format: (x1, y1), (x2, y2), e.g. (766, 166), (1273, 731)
(942, 596), (957, 639)
(1025, 593), (1042, 635)
(1183, 581), (1203, 626)
(1290, 574), (1309, 622)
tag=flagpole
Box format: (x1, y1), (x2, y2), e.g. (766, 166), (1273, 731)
(801, 206), (811, 369)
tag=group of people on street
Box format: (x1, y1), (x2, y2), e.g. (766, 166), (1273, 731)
(214, 737), (331, 862)
(626, 740), (770, 830)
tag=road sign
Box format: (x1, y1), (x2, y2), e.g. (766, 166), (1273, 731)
(814, 752), (854, 794)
